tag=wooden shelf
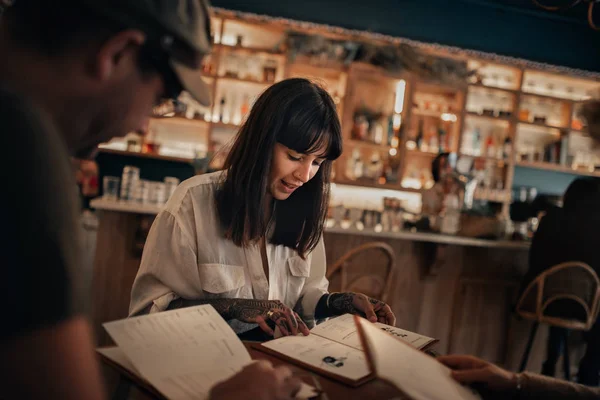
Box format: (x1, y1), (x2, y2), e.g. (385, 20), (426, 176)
(473, 190), (510, 203)
(520, 90), (575, 104)
(515, 160), (600, 177)
(334, 177), (411, 191)
(150, 116), (209, 127)
(97, 148), (194, 164)
(411, 108), (458, 119)
(517, 120), (566, 131)
(405, 149), (442, 157)
(468, 83), (518, 95)
(217, 76), (274, 86)
(347, 139), (392, 150)
(465, 111), (512, 123)
(215, 43), (285, 56)
(458, 153), (508, 165)
(212, 122), (241, 130)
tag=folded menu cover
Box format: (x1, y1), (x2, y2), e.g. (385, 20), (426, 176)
(97, 305), (318, 400)
(258, 314), (438, 387)
(355, 315), (481, 400)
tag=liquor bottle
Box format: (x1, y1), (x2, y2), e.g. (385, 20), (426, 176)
(438, 127), (447, 153)
(472, 127), (481, 156)
(416, 119), (424, 151)
(240, 94), (250, 120)
(429, 131), (439, 154)
(219, 95), (226, 122)
(503, 137), (512, 159)
(387, 115), (395, 146)
(485, 134), (495, 158)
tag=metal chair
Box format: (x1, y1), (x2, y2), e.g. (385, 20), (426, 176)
(516, 261), (600, 379)
(326, 242), (396, 304)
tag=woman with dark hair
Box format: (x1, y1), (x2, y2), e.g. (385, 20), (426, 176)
(130, 78), (396, 338)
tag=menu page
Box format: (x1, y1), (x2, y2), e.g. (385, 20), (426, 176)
(97, 346), (141, 376)
(356, 317), (481, 400)
(261, 334), (371, 382)
(103, 305), (251, 400)
(311, 314), (437, 351)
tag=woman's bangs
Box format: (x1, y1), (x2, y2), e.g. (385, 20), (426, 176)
(278, 110), (342, 161)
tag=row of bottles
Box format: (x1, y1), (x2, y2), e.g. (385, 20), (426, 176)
(466, 88), (513, 118)
(345, 149), (400, 185)
(461, 125), (512, 159)
(211, 91), (253, 125)
(220, 52), (279, 83)
(519, 96), (566, 127)
(407, 118), (451, 153)
(351, 113), (400, 146)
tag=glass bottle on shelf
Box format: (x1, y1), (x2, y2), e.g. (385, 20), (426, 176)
(240, 94), (250, 120)
(499, 96), (511, 118)
(429, 129), (439, 154)
(346, 149), (363, 180)
(438, 127), (447, 153)
(416, 119), (424, 151)
(482, 90), (496, 117)
(371, 121), (384, 145)
(472, 127), (482, 156)
(387, 115), (395, 146)
(485, 133), (495, 158)
(219, 95), (227, 122)
(519, 98), (531, 122)
(532, 98), (547, 125)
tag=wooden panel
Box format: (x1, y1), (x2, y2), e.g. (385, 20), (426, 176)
(90, 215), (555, 373)
(91, 212), (152, 346)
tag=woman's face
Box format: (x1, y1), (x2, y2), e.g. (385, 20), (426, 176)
(268, 143), (325, 200)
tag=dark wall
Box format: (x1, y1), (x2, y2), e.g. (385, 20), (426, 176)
(212, 0), (600, 73)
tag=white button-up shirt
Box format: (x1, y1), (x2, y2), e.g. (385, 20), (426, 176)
(129, 171), (329, 332)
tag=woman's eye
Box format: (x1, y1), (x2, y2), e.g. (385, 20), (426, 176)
(313, 160), (323, 167)
(288, 154), (302, 161)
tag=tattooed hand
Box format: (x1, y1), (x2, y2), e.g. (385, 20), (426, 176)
(328, 292), (396, 326)
(166, 297), (310, 337)
(223, 299), (310, 337)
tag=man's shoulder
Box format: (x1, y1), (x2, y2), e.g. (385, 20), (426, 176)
(0, 85), (61, 152)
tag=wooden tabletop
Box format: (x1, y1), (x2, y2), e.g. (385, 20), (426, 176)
(100, 342), (404, 400)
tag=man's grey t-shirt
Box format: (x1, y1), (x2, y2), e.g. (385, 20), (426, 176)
(1, 86), (85, 339)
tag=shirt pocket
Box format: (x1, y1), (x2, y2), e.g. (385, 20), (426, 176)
(198, 263), (246, 295)
(285, 256), (310, 306)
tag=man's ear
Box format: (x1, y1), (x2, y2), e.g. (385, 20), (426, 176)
(94, 30), (146, 82)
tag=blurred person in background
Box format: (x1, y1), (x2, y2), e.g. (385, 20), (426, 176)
(521, 177), (600, 385)
(437, 100), (600, 399)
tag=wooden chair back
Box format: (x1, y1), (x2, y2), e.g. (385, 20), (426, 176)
(516, 261), (600, 331)
(326, 242), (396, 303)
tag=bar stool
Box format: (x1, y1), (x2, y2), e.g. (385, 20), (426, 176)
(516, 261), (600, 379)
(326, 242), (396, 304)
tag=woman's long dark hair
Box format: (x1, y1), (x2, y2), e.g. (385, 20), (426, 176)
(215, 78), (342, 258)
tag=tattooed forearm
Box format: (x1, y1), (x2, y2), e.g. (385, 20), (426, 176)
(327, 292), (361, 316)
(166, 298), (285, 321)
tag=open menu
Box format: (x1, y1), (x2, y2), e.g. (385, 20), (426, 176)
(99, 305), (318, 400)
(355, 316), (481, 400)
(258, 314), (438, 386)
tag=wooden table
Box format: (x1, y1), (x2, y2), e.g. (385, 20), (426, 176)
(100, 343), (403, 400)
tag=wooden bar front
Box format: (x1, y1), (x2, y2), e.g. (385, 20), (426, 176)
(91, 205), (548, 372)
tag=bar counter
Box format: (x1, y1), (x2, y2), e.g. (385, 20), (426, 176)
(90, 199), (546, 372)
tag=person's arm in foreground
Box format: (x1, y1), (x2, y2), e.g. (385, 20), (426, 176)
(0, 318), (105, 400)
(438, 354), (600, 400)
(210, 361), (302, 400)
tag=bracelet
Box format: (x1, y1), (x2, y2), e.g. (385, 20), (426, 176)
(514, 372), (522, 399)
(326, 292), (338, 309)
